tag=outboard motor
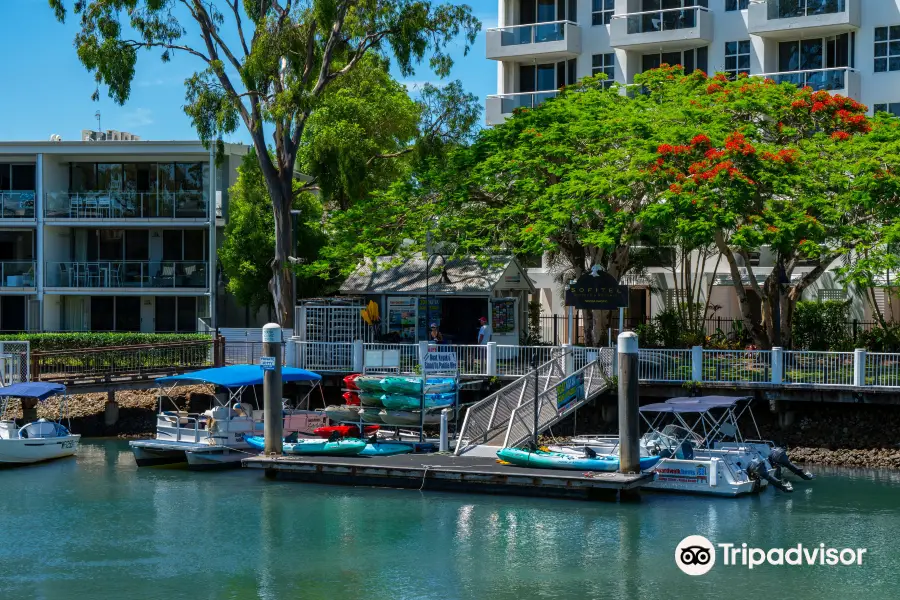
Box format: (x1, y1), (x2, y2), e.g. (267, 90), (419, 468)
(747, 457), (793, 493)
(768, 447), (815, 480)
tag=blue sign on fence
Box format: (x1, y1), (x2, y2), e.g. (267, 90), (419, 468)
(260, 356), (276, 371)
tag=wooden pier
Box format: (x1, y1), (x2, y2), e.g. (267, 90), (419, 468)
(242, 453), (654, 501)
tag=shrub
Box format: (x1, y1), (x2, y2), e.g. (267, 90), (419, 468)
(791, 300), (851, 351)
(2, 332), (210, 352)
(857, 325), (900, 353)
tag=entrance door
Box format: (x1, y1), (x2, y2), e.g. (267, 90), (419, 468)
(0, 296), (25, 331)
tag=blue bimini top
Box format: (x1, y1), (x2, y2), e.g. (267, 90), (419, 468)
(156, 365), (322, 389)
(0, 382), (67, 400)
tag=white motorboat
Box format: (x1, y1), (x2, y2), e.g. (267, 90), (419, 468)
(0, 382), (80, 465)
(129, 365), (324, 470)
(550, 396), (800, 497)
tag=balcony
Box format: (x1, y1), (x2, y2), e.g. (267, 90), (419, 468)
(755, 67), (860, 99)
(45, 261), (208, 289)
(0, 192), (36, 220)
(486, 21), (581, 62)
(486, 90), (559, 126)
(610, 6), (713, 52)
(0, 261), (36, 288)
(748, 0), (859, 39)
(45, 191), (208, 221)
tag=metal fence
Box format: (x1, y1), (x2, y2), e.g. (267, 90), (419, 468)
(638, 349), (692, 382)
(31, 339), (218, 382)
(702, 349), (772, 384)
(0, 341), (29, 384)
(783, 351), (855, 386)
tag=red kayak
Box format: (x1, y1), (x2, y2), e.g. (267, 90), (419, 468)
(343, 374), (361, 391)
(313, 425), (379, 438)
(343, 391), (361, 406)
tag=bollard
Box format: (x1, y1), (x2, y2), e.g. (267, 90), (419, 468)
(263, 323), (283, 456)
(618, 331), (640, 474)
(439, 408), (450, 452)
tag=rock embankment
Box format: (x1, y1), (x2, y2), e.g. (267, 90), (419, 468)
(2, 385), (215, 437)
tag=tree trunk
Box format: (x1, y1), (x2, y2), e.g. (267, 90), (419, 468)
(713, 231), (770, 348)
(265, 172), (295, 328)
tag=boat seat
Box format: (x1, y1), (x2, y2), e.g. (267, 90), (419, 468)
(161, 411), (190, 425)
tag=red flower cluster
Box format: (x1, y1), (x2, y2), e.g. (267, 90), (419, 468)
(811, 101), (827, 112)
(767, 226), (779, 233)
(691, 134), (712, 147)
(791, 100), (808, 109)
(657, 143), (692, 155)
(669, 183), (683, 193)
(705, 148), (725, 160)
(713, 73), (728, 83)
(707, 83), (723, 94)
(725, 132), (756, 155)
(831, 131), (851, 141)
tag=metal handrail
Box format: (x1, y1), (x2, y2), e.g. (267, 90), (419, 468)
(486, 19), (577, 31)
(756, 66), (855, 78)
(611, 5), (709, 18)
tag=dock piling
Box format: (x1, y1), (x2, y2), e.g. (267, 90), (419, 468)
(618, 332), (640, 474)
(263, 323), (283, 456)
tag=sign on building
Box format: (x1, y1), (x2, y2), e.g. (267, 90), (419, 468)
(565, 270), (628, 310)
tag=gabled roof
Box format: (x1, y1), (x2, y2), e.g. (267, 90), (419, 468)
(340, 255), (535, 296)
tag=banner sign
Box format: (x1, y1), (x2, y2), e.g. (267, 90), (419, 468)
(556, 372), (585, 413)
(565, 271), (628, 310)
(423, 351), (458, 374)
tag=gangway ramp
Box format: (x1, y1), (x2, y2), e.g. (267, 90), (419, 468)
(455, 348), (614, 456)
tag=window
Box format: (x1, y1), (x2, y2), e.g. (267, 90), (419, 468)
(642, 47), (708, 75)
(874, 103), (900, 118)
(725, 0), (749, 10)
(155, 296), (198, 332)
(724, 40), (751, 79)
(818, 289), (846, 302)
(875, 26), (900, 73)
(592, 53), (616, 87)
(778, 34), (850, 72)
(592, 0), (614, 26)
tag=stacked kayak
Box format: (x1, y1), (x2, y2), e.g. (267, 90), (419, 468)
(359, 393), (385, 407)
(313, 425), (379, 439)
(380, 376), (456, 395)
(497, 447), (661, 472)
(381, 393), (456, 411)
(379, 408), (450, 426)
(245, 435), (366, 456)
(324, 405), (361, 423)
(354, 375), (387, 393)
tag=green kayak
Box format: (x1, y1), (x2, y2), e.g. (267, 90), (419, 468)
(380, 376), (456, 394)
(245, 436), (366, 456)
(381, 393), (456, 411)
(359, 392), (384, 407)
(354, 375), (385, 392)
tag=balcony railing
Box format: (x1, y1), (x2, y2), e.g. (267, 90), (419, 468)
(766, 0), (845, 19)
(618, 5), (707, 34)
(45, 261), (208, 288)
(491, 20), (573, 46)
(756, 67), (852, 92)
(490, 90), (560, 114)
(0, 191), (36, 218)
(45, 191), (208, 220)
(0, 261), (36, 287)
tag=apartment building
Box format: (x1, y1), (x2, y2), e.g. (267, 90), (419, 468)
(487, 0), (900, 324)
(0, 134), (249, 332)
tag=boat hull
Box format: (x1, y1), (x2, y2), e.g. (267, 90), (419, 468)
(0, 435), (80, 464)
(359, 442), (414, 457)
(184, 447), (249, 470)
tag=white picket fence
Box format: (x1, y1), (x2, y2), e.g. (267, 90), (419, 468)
(291, 340), (900, 388)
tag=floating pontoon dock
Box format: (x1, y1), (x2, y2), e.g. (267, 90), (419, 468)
(242, 453), (654, 501)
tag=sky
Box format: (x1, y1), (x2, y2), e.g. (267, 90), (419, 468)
(0, 0), (497, 143)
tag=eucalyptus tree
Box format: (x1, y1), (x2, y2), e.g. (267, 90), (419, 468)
(50, 0), (479, 326)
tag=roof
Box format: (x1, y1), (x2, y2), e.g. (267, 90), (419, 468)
(340, 255), (535, 296)
(0, 382), (66, 400)
(156, 365), (321, 388)
(664, 396), (749, 406)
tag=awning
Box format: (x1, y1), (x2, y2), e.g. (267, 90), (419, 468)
(665, 396), (749, 407)
(0, 382), (67, 400)
(640, 396), (743, 413)
(156, 365), (322, 388)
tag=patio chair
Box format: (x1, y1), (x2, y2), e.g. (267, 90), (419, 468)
(154, 263), (176, 286)
(109, 263), (122, 287)
(85, 263), (101, 287)
(69, 195), (83, 218)
(57, 263), (71, 287)
(82, 195), (99, 218)
(97, 195), (113, 218)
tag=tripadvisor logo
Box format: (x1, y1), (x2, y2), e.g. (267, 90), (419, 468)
(675, 535), (867, 576)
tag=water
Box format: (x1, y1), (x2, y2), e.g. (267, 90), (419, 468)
(1, 441), (898, 600)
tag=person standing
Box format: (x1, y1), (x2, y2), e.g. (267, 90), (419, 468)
(429, 323), (444, 344)
(477, 316), (492, 344)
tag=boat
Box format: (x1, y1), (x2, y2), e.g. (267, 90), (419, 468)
(358, 393), (384, 407)
(381, 393), (455, 411)
(380, 376), (456, 395)
(359, 438), (414, 457)
(497, 447), (661, 472)
(245, 435), (366, 456)
(0, 382), (80, 465)
(354, 375), (386, 393)
(313, 425), (379, 439)
(378, 408), (450, 426)
(129, 365), (323, 470)
(324, 405), (362, 422)
(358, 407), (384, 423)
(548, 396), (799, 496)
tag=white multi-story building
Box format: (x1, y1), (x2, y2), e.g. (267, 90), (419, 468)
(0, 133), (250, 332)
(487, 0), (900, 326)
(487, 0), (900, 125)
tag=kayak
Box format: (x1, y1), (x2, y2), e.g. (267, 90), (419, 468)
(381, 393), (456, 411)
(358, 407), (384, 424)
(378, 409), (450, 426)
(359, 441), (414, 457)
(354, 375), (385, 393)
(342, 392), (360, 406)
(380, 376), (456, 394)
(313, 425), (379, 439)
(324, 405), (361, 423)
(496, 447), (661, 472)
(359, 392), (384, 407)
(245, 436), (366, 456)
(343, 374), (361, 391)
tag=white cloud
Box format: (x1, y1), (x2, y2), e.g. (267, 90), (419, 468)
(122, 108), (154, 128)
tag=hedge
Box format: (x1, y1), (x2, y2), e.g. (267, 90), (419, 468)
(1, 333), (211, 352)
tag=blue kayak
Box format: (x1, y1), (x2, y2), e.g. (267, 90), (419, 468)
(245, 436), (366, 456)
(358, 442), (414, 457)
(497, 447), (661, 472)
